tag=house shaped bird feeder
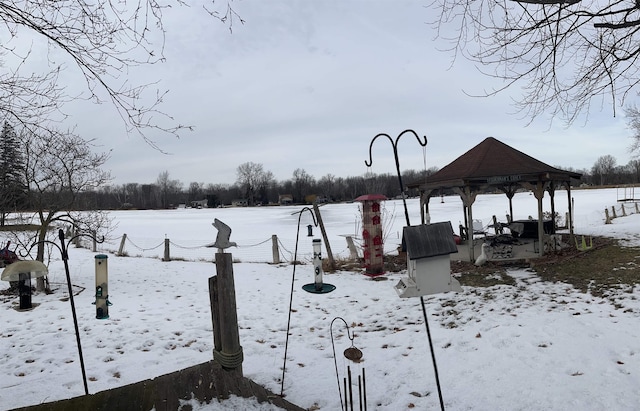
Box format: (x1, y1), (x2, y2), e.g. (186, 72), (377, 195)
(395, 221), (462, 298)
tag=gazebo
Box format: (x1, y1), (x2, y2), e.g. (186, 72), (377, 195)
(408, 137), (582, 261)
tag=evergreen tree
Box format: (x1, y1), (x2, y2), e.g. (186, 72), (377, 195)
(0, 122), (26, 225)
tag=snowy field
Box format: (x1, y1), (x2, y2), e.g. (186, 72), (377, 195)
(2, 187), (640, 410)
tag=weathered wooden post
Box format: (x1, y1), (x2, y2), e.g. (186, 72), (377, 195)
(345, 236), (359, 260)
(213, 252), (243, 375)
(313, 202), (335, 269)
(612, 205), (617, 219)
(207, 219), (243, 377)
(622, 203), (627, 216)
(117, 234), (127, 256)
(605, 208), (612, 224)
(271, 235), (280, 264)
(163, 238), (170, 261)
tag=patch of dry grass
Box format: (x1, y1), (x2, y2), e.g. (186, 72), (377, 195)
(451, 235), (640, 298)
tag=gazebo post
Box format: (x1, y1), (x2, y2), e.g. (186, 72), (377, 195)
(547, 182), (557, 231)
(454, 186), (478, 262)
(565, 181), (575, 244)
(529, 182), (546, 257)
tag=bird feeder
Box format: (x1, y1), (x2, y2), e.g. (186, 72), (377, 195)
(1, 260), (48, 310)
(355, 194), (387, 276)
(94, 254), (111, 319)
(302, 238), (335, 294)
(395, 221), (462, 298)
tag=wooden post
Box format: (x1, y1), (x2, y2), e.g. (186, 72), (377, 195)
(163, 238), (170, 261)
(213, 252), (243, 376)
(605, 208), (612, 224)
(636, 202), (639, 214)
(492, 215), (501, 235)
(612, 206), (617, 219)
(117, 234), (127, 256)
(313, 202), (335, 269)
(271, 235), (280, 264)
(622, 203), (627, 216)
(345, 236), (359, 260)
(208, 276), (222, 354)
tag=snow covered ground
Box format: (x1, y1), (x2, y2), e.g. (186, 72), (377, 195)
(1, 187), (640, 410)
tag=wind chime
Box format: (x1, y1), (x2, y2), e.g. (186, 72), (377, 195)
(331, 317), (366, 411)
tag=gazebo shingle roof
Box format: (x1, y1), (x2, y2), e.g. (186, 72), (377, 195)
(411, 137), (581, 190)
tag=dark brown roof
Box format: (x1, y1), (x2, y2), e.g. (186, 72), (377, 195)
(410, 137), (581, 190)
(402, 222), (458, 259)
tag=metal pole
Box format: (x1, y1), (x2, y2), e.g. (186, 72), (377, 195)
(280, 207), (317, 397)
(59, 229), (89, 396)
(365, 130), (446, 411)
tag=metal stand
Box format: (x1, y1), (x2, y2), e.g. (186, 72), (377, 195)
(365, 129), (446, 411)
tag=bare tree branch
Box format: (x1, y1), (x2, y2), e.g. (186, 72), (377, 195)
(0, 1), (236, 147)
(430, 0), (640, 124)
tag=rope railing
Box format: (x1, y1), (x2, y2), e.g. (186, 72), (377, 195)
(604, 201), (640, 224)
(88, 233), (372, 265)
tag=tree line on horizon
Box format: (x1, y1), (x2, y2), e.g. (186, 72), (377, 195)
(56, 157), (640, 211)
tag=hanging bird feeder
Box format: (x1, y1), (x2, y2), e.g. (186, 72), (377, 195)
(1, 260), (48, 310)
(302, 238), (335, 294)
(354, 194), (387, 277)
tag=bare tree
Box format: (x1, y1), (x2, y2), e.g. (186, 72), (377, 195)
(156, 170), (183, 208)
(0, 1), (240, 146)
(236, 162), (268, 206)
(592, 155), (617, 186)
(292, 168), (315, 203)
(432, 0), (640, 123)
(18, 127), (111, 289)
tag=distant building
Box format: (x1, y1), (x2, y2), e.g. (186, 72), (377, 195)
(190, 199), (208, 208)
(231, 199), (248, 207)
(278, 194), (293, 205)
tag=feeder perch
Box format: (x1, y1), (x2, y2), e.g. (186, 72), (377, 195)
(395, 222), (462, 298)
(1, 260), (48, 310)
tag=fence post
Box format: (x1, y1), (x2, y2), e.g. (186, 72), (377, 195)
(636, 203), (640, 214)
(622, 203), (627, 216)
(605, 208), (612, 224)
(163, 238), (170, 261)
(118, 234), (127, 256)
(212, 252), (243, 376)
(271, 235), (280, 264)
(611, 206), (617, 219)
(346, 236), (359, 260)
(313, 202), (335, 269)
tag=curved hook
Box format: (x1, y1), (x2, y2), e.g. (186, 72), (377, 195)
(364, 130), (428, 167)
(364, 133), (393, 167)
(28, 229), (105, 260)
(395, 129), (428, 149)
(294, 206), (318, 228)
(330, 316), (356, 343)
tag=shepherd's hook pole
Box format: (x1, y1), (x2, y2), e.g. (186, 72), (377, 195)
(280, 207), (317, 397)
(30, 229), (104, 396)
(59, 229), (89, 396)
(365, 130), (446, 411)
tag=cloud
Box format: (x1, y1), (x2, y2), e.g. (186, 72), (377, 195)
(46, 0), (633, 186)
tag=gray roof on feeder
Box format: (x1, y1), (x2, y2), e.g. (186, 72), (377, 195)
(402, 222), (458, 260)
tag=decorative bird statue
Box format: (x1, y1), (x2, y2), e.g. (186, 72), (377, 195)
(206, 218), (237, 253)
(474, 243), (490, 266)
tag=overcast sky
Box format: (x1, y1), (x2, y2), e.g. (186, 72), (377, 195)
(55, 1), (635, 186)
